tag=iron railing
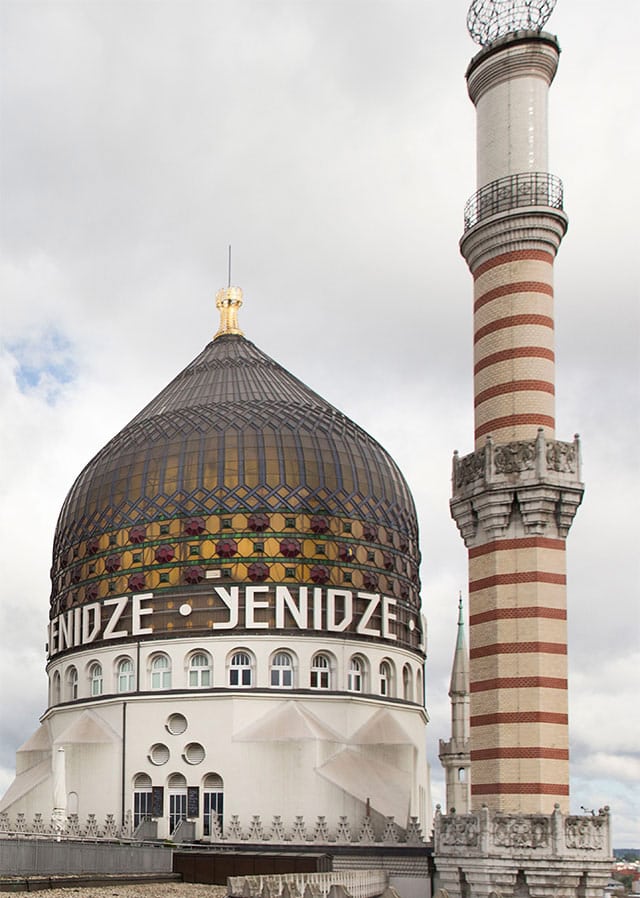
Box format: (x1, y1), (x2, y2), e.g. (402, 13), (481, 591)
(463, 171), (564, 231)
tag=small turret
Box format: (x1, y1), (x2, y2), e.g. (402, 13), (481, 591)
(438, 595), (471, 814)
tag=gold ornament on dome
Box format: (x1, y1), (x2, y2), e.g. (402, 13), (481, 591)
(214, 286), (244, 339)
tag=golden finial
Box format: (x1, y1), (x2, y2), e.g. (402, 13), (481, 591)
(214, 286), (244, 339)
(214, 245), (244, 339)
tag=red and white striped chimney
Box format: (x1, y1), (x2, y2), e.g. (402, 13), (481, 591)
(451, 12), (584, 814)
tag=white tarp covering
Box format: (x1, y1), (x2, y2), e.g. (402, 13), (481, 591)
(316, 747), (411, 822)
(233, 700), (343, 742)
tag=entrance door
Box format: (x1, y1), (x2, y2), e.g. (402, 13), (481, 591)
(133, 773), (153, 828)
(202, 773), (224, 836)
(167, 773), (187, 835)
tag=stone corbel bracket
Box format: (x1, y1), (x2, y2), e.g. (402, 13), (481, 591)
(450, 431), (584, 546)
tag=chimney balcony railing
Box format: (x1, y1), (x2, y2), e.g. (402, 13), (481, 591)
(463, 171), (564, 231)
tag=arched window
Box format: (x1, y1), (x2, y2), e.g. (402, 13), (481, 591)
(379, 660), (392, 697)
(270, 651), (293, 688)
(189, 652), (212, 688)
(167, 773), (187, 835)
(203, 773), (224, 836)
(89, 662), (103, 696)
(133, 773), (152, 829)
(117, 657), (135, 693)
(66, 666), (78, 701)
(416, 667), (423, 705)
(229, 652), (252, 687)
(348, 656), (364, 693)
(403, 663), (413, 701)
(310, 653), (330, 690)
(51, 671), (61, 705)
(151, 654), (171, 690)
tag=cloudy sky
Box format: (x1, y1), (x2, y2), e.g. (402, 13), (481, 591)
(0, 0), (638, 844)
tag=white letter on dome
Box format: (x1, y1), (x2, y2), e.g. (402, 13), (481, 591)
(312, 588), (323, 630)
(82, 603), (101, 644)
(58, 610), (74, 652)
(103, 596), (129, 639)
(382, 596), (397, 641)
(275, 586), (308, 629)
(132, 592), (153, 636)
(356, 592), (380, 637)
(246, 585), (269, 629)
(327, 589), (353, 632)
(212, 586), (239, 630)
(49, 618), (59, 657)
(74, 607), (82, 646)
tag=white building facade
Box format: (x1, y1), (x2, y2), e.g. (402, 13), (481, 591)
(1, 289), (430, 841)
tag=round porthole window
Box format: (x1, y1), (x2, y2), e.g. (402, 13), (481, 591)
(149, 743), (170, 765)
(183, 742), (206, 765)
(166, 713), (188, 735)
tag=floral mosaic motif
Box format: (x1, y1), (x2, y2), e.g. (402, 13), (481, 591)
(337, 544), (353, 562)
(565, 815), (606, 850)
(310, 515), (329, 534)
(362, 522), (377, 541)
(184, 565), (205, 584)
(494, 815), (549, 849)
(362, 571), (378, 590)
(310, 565), (330, 585)
(546, 440), (577, 473)
(85, 584), (99, 602)
(216, 538), (238, 558)
(382, 552), (394, 571)
(248, 562), (269, 582)
(247, 512), (270, 532)
(104, 554), (121, 573)
(127, 573), (146, 592)
(494, 441), (536, 474)
(455, 448), (486, 488)
(128, 525), (146, 544)
(86, 537), (100, 555)
(184, 516), (206, 536)
(71, 567), (82, 584)
(155, 544), (175, 563)
(280, 538), (301, 558)
(398, 536), (409, 552)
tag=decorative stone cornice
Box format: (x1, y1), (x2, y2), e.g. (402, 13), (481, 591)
(450, 431), (584, 545)
(460, 206), (568, 273)
(433, 803), (612, 859)
(0, 809), (426, 846)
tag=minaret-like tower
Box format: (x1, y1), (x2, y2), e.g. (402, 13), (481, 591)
(439, 596), (471, 814)
(450, 0), (584, 815)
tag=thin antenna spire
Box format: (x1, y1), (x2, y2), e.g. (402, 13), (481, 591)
(228, 245), (232, 288)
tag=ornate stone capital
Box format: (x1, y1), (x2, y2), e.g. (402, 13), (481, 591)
(451, 432), (584, 545)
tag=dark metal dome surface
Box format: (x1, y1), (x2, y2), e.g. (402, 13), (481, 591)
(51, 334), (419, 613)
